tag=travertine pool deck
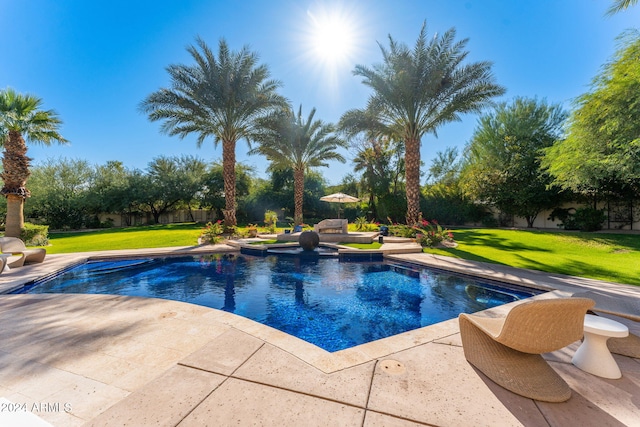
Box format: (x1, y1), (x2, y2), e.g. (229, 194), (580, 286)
(0, 244), (639, 426)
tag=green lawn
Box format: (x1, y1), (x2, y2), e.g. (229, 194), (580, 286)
(41, 224), (638, 286)
(45, 223), (203, 253)
(425, 228), (640, 286)
(340, 242), (383, 250)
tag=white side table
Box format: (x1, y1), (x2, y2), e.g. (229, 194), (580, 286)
(572, 314), (629, 379)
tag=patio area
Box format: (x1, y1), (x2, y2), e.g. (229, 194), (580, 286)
(0, 245), (638, 426)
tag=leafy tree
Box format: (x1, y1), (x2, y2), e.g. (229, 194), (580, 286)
(337, 173), (360, 199)
(426, 147), (460, 186)
(27, 158), (92, 229)
(174, 155), (208, 221)
(0, 88), (68, 236)
(245, 169), (331, 223)
(86, 161), (135, 220)
(251, 105), (346, 224)
(464, 97), (567, 227)
(542, 33), (640, 204)
(138, 155), (207, 224)
(200, 161), (254, 221)
(140, 37), (287, 227)
(121, 170), (149, 226)
(339, 22), (504, 225)
(422, 148), (489, 225)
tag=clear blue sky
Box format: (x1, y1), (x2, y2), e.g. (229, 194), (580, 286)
(2, 0), (639, 185)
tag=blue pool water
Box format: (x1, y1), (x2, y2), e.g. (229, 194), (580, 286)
(14, 254), (543, 352)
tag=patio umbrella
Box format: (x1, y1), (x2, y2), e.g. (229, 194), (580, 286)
(320, 192), (360, 218)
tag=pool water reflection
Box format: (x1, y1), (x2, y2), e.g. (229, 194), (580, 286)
(16, 254), (543, 352)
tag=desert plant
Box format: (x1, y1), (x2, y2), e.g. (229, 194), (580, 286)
(354, 216), (369, 231)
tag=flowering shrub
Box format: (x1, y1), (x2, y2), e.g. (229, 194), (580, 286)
(413, 219), (454, 248)
(386, 217), (455, 248)
(200, 220), (225, 244)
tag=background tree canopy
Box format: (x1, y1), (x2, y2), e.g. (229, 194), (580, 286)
(463, 97), (567, 227)
(543, 32), (640, 203)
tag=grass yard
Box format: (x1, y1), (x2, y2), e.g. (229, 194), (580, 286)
(426, 228), (640, 286)
(340, 242), (383, 250)
(40, 224), (638, 286)
(45, 223), (203, 253)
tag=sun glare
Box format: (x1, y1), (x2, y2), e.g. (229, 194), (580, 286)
(292, 3), (367, 94)
(308, 10), (355, 64)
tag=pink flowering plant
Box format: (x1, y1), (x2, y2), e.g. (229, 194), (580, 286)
(200, 220), (225, 244)
(386, 217), (454, 247)
(413, 219), (454, 248)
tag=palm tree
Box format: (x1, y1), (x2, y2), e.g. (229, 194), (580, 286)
(251, 105), (346, 225)
(339, 22), (505, 225)
(0, 88), (68, 237)
(607, 0), (638, 15)
(140, 37), (287, 227)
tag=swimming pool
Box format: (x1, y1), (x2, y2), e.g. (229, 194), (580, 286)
(14, 253), (543, 352)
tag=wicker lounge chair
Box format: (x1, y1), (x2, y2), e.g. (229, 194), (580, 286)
(572, 290), (640, 359)
(0, 254), (9, 273)
(0, 237), (46, 268)
(459, 297), (595, 402)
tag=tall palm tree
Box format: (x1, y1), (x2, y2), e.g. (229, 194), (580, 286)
(339, 22), (505, 225)
(140, 37), (287, 227)
(251, 105), (346, 225)
(0, 88), (68, 237)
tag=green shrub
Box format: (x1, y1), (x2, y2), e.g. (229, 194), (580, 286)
(223, 224), (237, 236)
(386, 218), (454, 247)
(388, 223), (416, 238)
(573, 207), (607, 232)
(199, 221), (224, 244)
(100, 218), (115, 228)
(549, 207), (578, 230)
(414, 219), (454, 248)
(21, 223), (49, 246)
(264, 210), (278, 233)
(354, 216), (368, 231)
(550, 207), (606, 231)
(420, 194), (490, 225)
(377, 194), (407, 223)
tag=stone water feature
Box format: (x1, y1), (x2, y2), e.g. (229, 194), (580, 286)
(298, 231), (320, 251)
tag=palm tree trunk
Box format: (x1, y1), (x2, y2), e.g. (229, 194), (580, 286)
(293, 167), (304, 225)
(2, 130), (32, 237)
(405, 136), (421, 225)
(368, 192), (377, 220)
(4, 194), (24, 237)
(222, 139), (237, 227)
